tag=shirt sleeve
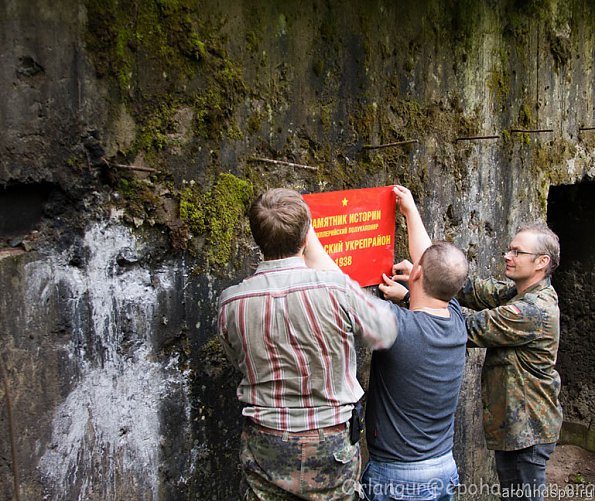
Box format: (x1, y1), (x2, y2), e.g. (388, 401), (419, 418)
(465, 299), (545, 348)
(344, 279), (398, 350)
(217, 300), (241, 371)
(458, 276), (517, 311)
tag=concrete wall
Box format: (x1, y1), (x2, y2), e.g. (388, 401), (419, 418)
(0, 0), (593, 499)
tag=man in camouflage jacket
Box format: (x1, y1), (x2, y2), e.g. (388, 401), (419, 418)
(459, 224), (563, 501)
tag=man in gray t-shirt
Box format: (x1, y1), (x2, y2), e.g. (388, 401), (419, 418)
(361, 186), (469, 501)
(366, 299), (467, 462)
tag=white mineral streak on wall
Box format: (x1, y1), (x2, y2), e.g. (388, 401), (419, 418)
(30, 221), (183, 500)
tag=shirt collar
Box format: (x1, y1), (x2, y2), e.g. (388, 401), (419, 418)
(518, 277), (552, 297)
(254, 256), (308, 274)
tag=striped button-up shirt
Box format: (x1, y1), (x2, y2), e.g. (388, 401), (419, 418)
(218, 256), (398, 432)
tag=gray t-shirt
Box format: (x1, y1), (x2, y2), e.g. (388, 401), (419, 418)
(365, 299), (467, 462)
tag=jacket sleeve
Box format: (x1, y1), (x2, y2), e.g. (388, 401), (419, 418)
(458, 276), (517, 311)
(465, 300), (545, 348)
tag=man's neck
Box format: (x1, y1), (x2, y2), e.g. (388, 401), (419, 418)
(515, 274), (546, 295)
(409, 293), (450, 317)
(263, 251), (304, 261)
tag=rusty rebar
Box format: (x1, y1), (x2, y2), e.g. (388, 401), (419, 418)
(456, 135), (500, 141)
(101, 158), (159, 173)
(362, 140), (419, 150)
(248, 157), (319, 171)
(111, 163), (159, 173)
(509, 129), (554, 134)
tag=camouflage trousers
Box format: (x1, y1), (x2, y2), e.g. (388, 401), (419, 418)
(240, 420), (362, 500)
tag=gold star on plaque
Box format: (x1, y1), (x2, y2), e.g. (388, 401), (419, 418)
(342, 198), (348, 206)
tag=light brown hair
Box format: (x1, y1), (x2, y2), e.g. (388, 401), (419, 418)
(249, 188), (311, 260)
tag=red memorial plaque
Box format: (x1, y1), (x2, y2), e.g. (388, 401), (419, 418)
(303, 186), (396, 287)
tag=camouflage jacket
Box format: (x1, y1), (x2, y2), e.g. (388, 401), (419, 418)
(458, 277), (563, 451)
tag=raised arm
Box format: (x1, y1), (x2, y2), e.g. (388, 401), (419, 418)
(394, 185), (432, 263)
(303, 226), (341, 271)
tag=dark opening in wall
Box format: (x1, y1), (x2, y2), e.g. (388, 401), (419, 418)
(0, 183), (55, 238)
(547, 181), (595, 451)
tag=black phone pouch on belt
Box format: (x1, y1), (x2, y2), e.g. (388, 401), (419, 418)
(349, 401), (364, 445)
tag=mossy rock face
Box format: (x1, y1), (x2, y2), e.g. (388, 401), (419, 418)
(179, 172), (254, 268)
(116, 177), (161, 220)
(85, 0), (200, 95)
(85, 0), (247, 164)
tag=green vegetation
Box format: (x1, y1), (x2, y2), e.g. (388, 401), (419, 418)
(488, 48), (511, 108)
(198, 336), (230, 378)
(180, 173), (254, 267)
(81, 0), (590, 274)
(516, 102), (537, 144)
(85, 0), (247, 157)
(116, 177), (161, 220)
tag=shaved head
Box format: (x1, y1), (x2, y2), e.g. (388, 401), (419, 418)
(419, 241), (469, 301)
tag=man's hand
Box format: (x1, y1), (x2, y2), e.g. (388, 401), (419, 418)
(393, 185), (417, 216)
(378, 273), (409, 303)
(392, 184), (431, 263)
(390, 260), (413, 282)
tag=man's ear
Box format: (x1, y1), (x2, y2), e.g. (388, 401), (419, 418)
(410, 263), (422, 283)
(301, 227), (313, 254)
(535, 254), (551, 272)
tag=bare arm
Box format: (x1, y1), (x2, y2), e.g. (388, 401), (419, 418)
(303, 226), (341, 271)
(394, 185), (432, 263)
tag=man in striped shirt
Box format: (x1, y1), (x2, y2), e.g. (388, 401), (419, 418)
(218, 188), (398, 500)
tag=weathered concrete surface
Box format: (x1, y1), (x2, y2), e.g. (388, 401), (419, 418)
(0, 0), (594, 499)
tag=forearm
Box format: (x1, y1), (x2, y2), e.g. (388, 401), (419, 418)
(391, 185), (432, 262)
(458, 277), (517, 310)
(303, 227), (341, 271)
(465, 304), (536, 348)
(404, 206), (432, 263)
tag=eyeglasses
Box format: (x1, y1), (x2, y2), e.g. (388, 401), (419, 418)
(502, 249), (541, 258)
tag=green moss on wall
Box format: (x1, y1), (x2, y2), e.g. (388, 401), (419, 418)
(515, 102), (538, 144)
(85, 0), (200, 94)
(83, 0), (592, 267)
(488, 48), (511, 109)
(179, 173), (254, 268)
(179, 182), (206, 235)
(451, 0), (484, 55)
(116, 177), (161, 220)
(85, 0), (247, 160)
(198, 336), (230, 378)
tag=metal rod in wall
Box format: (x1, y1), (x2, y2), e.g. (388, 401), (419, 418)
(248, 157), (319, 171)
(362, 140), (419, 150)
(509, 129), (554, 133)
(456, 135), (500, 141)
